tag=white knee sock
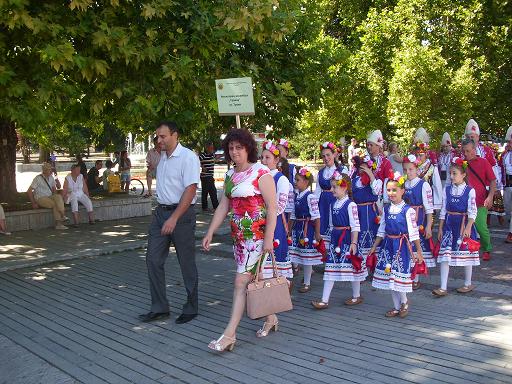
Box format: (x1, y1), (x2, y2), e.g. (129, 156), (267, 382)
(391, 291), (401, 310)
(414, 275), (419, 283)
(400, 292), (407, 305)
(303, 265), (313, 285)
(464, 265), (473, 286)
(322, 280), (335, 303)
(440, 262), (449, 290)
(351, 281), (361, 299)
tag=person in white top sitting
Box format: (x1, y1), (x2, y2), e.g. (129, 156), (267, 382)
(62, 164), (95, 227)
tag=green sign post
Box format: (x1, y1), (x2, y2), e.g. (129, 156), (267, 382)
(215, 77), (255, 128)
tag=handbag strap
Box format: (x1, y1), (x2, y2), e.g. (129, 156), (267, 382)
(39, 174), (53, 193)
(467, 162), (488, 192)
(253, 251), (278, 283)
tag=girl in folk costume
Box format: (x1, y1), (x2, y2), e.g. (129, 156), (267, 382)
(433, 157), (479, 296)
(314, 142), (349, 247)
(350, 154), (383, 262)
(413, 128), (443, 210)
(311, 172), (365, 309)
(260, 141), (294, 279)
(438, 132), (457, 189)
(501, 126), (512, 243)
(289, 167), (322, 293)
(277, 139), (297, 184)
(403, 154), (435, 290)
(368, 172), (423, 318)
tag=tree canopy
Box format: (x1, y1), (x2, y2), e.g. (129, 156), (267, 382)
(1, 0), (511, 198)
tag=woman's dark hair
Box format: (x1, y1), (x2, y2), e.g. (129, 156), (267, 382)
(279, 157), (290, 180)
(222, 128), (258, 164)
(320, 147), (343, 169)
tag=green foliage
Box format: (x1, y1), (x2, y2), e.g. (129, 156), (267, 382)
(299, 0), (512, 149)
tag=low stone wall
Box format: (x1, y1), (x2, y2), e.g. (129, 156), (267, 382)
(5, 196), (152, 232)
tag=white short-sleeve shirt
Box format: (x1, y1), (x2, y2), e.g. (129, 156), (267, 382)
(156, 143), (200, 205)
(30, 174), (56, 200)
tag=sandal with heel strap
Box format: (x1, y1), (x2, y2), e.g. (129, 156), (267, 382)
(256, 318), (279, 338)
(208, 334), (236, 352)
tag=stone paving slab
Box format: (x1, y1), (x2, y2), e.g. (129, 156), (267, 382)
(0, 249), (511, 384)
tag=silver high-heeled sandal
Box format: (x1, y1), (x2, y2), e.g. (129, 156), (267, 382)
(208, 334), (236, 352)
(256, 319), (279, 338)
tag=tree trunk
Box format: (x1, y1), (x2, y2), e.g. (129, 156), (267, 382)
(19, 133), (31, 163)
(0, 119), (18, 202)
(39, 146), (49, 163)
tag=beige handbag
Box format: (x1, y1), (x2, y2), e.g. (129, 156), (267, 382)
(246, 252), (293, 319)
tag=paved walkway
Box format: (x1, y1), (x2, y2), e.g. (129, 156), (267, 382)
(1, 247), (511, 384)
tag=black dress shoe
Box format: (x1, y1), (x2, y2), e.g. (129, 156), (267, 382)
(139, 311), (170, 322)
(175, 313), (197, 324)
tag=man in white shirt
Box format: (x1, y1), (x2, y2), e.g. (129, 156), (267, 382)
(27, 163), (68, 230)
(139, 121), (201, 324)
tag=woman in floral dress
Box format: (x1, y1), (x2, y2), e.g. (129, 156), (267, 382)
(202, 129), (277, 352)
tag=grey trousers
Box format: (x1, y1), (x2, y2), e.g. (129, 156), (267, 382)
(146, 205), (198, 314)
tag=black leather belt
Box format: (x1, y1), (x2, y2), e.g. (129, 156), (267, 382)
(158, 204), (194, 210)
(158, 204), (179, 210)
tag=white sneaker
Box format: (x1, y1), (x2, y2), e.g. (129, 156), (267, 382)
(55, 224), (68, 230)
(0, 230), (11, 236)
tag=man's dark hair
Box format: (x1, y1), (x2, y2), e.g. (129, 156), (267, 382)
(157, 120), (179, 135)
(95, 160), (103, 166)
(105, 160), (113, 168)
(462, 138), (476, 147)
(222, 128), (258, 163)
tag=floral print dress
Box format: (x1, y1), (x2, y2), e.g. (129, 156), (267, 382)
(225, 163), (271, 274)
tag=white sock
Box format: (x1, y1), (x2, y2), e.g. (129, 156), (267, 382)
(351, 281), (361, 299)
(400, 292), (407, 305)
(303, 265), (313, 285)
(440, 262), (449, 290)
(464, 265), (473, 287)
(321, 280), (335, 303)
(414, 275), (419, 283)
(391, 291), (401, 310)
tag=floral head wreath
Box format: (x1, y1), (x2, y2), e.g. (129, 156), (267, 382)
(414, 142), (430, 154)
(320, 141), (337, 151)
(451, 157), (468, 170)
(298, 167), (312, 178)
(263, 141), (280, 156)
(363, 155), (377, 170)
(388, 170), (406, 187)
(402, 154), (420, 166)
(331, 170), (349, 187)
(278, 138), (290, 149)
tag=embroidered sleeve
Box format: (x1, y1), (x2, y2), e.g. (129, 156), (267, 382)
(467, 188), (477, 220)
(307, 194), (321, 220)
(422, 182), (434, 214)
(406, 208), (420, 241)
(439, 187), (448, 220)
(348, 202), (360, 232)
(370, 179), (383, 196)
(276, 176), (289, 215)
(285, 183), (294, 213)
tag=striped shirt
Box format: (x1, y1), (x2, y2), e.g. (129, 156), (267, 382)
(199, 152), (215, 178)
